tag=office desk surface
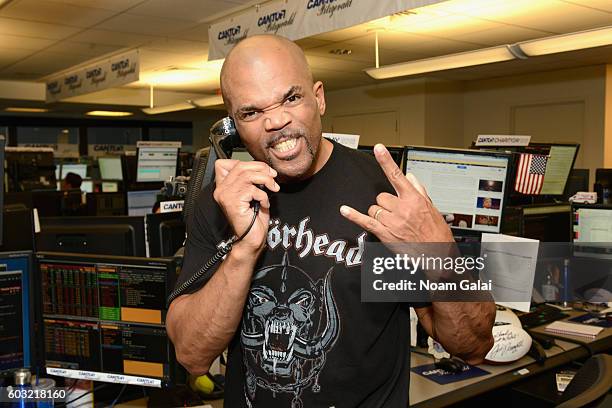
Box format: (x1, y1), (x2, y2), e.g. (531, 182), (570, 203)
(409, 338), (580, 407)
(410, 310), (612, 408)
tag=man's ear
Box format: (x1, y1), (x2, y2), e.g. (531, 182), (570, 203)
(313, 81), (326, 115)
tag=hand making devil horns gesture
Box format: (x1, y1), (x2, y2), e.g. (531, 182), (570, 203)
(340, 144), (454, 244)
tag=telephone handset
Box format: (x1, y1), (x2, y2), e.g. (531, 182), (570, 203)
(209, 116), (243, 160)
(167, 117), (260, 304)
(209, 116), (262, 212)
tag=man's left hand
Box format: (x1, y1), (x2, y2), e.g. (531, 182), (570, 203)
(340, 144), (453, 243)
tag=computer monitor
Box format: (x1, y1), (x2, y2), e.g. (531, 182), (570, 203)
(563, 169), (590, 200)
(6, 148), (56, 192)
(594, 169), (612, 204)
(358, 145), (405, 170)
(0, 136), (5, 246)
(127, 190), (159, 216)
(86, 192), (126, 216)
(573, 204), (612, 244)
(146, 213), (185, 258)
(81, 180), (94, 193)
(136, 142), (180, 183)
(595, 168), (612, 188)
(98, 157), (123, 180)
(37, 216), (146, 257)
(6, 191), (63, 217)
(0, 207), (35, 252)
(0, 251), (34, 373)
(101, 181), (119, 193)
(60, 163), (88, 179)
(37, 252), (182, 387)
(404, 146), (511, 234)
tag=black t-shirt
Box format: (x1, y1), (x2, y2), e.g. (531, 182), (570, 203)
(177, 141), (415, 407)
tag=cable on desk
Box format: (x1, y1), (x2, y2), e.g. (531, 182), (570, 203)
(56, 384), (108, 408)
(110, 384), (127, 407)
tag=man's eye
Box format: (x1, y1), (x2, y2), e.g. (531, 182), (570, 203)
(239, 111), (260, 121)
(284, 94), (302, 105)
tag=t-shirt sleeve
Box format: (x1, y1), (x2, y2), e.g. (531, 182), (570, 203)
(173, 185), (227, 297)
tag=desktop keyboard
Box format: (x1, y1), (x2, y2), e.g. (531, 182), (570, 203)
(519, 304), (569, 329)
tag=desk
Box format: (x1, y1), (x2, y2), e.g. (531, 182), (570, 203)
(409, 310), (612, 408)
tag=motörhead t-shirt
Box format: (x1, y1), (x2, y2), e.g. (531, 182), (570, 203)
(177, 141), (417, 407)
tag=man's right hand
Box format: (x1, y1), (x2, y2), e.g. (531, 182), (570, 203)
(213, 159), (280, 255)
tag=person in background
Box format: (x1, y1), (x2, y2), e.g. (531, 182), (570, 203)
(62, 172), (83, 191)
(61, 172), (84, 215)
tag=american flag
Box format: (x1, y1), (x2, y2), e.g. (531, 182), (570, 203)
(515, 153), (548, 194)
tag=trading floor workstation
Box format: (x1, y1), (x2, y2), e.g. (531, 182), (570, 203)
(1, 133), (610, 407)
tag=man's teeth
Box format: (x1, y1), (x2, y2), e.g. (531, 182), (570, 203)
(273, 138), (297, 152)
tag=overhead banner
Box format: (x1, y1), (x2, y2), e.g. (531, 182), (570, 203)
(46, 50), (139, 102)
(208, 0), (447, 60)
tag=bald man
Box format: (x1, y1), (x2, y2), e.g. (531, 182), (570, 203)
(167, 35), (495, 407)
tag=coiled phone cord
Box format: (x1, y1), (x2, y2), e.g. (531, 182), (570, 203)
(167, 205), (259, 305)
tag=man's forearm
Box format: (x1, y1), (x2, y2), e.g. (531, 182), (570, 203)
(166, 245), (258, 375)
(416, 302), (495, 364)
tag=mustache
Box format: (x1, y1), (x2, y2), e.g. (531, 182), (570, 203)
(266, 128), (306, 148)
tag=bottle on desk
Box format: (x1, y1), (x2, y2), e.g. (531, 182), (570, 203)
(12, 368), (35, 408)
(542, 269), (559, 302)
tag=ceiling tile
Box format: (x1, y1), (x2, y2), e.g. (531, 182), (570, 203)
(137, 49), (201, 71)
(0, 48), (38, 70)
(0, 0), (117, 28)
(45, 41), (124, 57)
(68, 29), (159, 47)
(295, 38), (334, 50)
(171, 23), (210, 42)
(452, 26), (551, 46)
(128, 0), (248, 23)
(456, 0), (612, 34)
(0, 34), (56, 51)
(0, 17), (81, 40)
(45, 0), (145, 12)
(144, 38), (209, 56)
(96, 13), (199, 36)
(1, 50), (89, 77)
(560, 0), (612, 13)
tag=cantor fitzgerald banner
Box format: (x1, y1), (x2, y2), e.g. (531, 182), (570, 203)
(208, 0), (448, 60)
(45, 50), (139, 102)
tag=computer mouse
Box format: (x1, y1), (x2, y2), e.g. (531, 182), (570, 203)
(435, 357), (467, 374)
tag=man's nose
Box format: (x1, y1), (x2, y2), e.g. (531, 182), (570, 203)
(263, 107), (291, 132)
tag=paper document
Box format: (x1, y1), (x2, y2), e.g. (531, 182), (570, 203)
(480, 233), (539, 312)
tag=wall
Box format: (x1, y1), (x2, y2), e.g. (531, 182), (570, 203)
(605, 64), (612, 167)
(424, 79), (464, 148)
(464, 66), (607, 179)
(321, 78), (427, 146)
(323, 65), (608, 186)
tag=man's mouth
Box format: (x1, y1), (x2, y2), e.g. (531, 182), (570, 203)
(272, 138), (297, 153)
(268, 136), (302, 160)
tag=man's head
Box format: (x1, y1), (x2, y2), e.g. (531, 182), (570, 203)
(220, 35), (328, 182)
(63, 172), (82, 190)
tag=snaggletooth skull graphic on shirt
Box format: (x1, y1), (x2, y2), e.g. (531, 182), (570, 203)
(240, 252), (340, 407)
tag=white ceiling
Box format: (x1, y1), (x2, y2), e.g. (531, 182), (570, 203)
(0, 0), (611, 113)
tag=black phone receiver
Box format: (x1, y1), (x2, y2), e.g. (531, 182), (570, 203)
(209, 116), (242, 160)
(209, 117), (263, 212)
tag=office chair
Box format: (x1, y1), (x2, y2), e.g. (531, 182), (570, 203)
(556, 354), (612, 408)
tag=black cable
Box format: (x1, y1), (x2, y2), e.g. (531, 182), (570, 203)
(167, 206), (259, 304)
(110, 384), (127, 407)
(56, 384), (108, 407)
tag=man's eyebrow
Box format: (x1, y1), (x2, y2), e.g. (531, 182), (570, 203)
(235, 85), (303, 114)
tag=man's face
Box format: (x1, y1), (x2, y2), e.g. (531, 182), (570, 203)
(224, 56), (326, 181)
